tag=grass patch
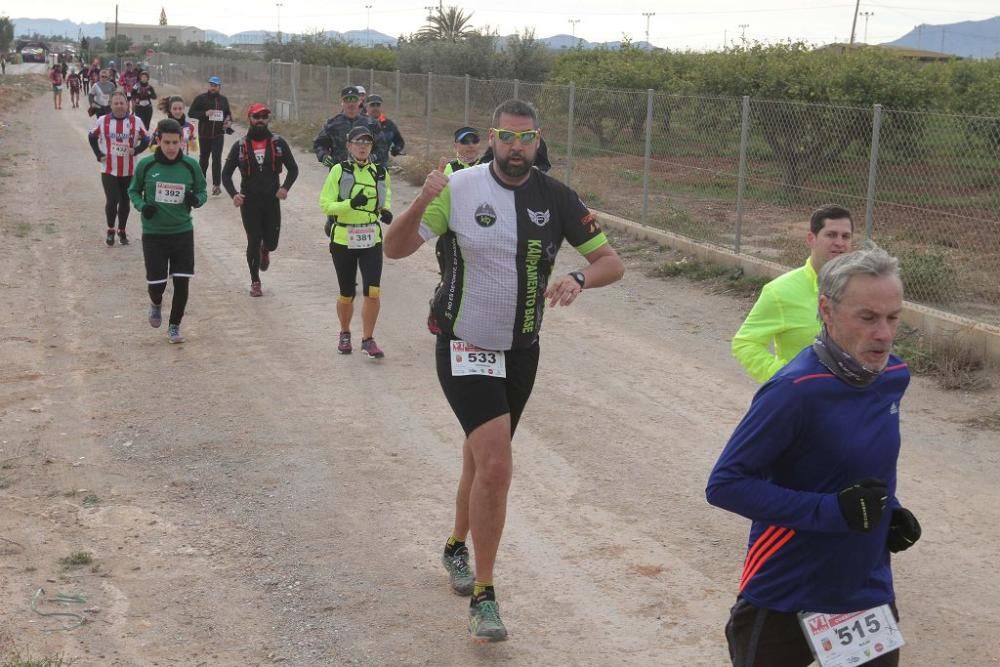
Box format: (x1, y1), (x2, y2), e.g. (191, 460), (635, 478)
(12, 223), (31, 238)
(894, 325), (991, 391)
(648, 256), (769, 299)
(396, 155), (438, 187)
(269, 120), (319, 154)
(898, 251), (959, 304)
(2, 650), (67, 667)
(59, 552), (93, 568)
(81, 495), (99, 508)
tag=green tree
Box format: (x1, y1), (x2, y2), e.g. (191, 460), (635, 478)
(416, 6), (475, 43)
(0, 16), (13, 55)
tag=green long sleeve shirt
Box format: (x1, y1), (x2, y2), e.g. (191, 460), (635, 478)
(128, 153), (207, 235)
(731, 258), (821, 383)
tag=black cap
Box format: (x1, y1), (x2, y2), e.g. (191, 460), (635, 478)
(454, 126), (479, 142)
(348, 125), (374, 142)
(366, 94), (383, 105)
(341, 85), (361, 98)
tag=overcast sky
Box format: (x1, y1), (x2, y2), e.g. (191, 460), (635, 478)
(5, 0), (998, 49)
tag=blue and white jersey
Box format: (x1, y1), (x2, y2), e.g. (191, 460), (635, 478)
(419, 163), (608, 351)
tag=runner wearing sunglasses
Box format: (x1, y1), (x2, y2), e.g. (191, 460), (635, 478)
(385, 100), (624, 642)
(365, 94), (404, 166)
(481, 133), (552, 173)
(319, 125), (392, 358)
(222, 103), (299, 297)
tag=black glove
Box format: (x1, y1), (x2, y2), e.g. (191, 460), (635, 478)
(141, 203), (158, 219)
(887, 507), (921, 553)
(96, 154), (103, 162)
(379, 208), (393, 224)
(390, 146), (401, 156)
(324, 218), (334, 238)
(321, 155), (336, 169)
(224, 126), (234, 135)
(837, 478), (888, 532)
(350, 192), (369, 209)
(184, 190), (201, 208)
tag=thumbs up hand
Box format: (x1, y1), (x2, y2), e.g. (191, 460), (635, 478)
(420, 157), (450, 202)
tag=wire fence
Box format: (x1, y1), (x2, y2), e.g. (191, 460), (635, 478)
(152, 55), (1000, 326)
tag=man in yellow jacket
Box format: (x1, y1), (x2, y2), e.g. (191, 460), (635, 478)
(731, 205), (854, 382)
(319, 125), (392, 359)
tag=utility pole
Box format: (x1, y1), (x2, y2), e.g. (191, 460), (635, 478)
(860, 11), (874, 44)
(916, 25), (923, 49)
(641, 12), (654, 50)
(114, 4), (120, 68)
(849, 0), (860, 45)
(939, 27), (946, 53)
(275, 2), (283, 44)
(738, 23), (749, 44)
(568, 18), (580, 42)
(365, 4), (372, 47)
(424, 5), (435, 21)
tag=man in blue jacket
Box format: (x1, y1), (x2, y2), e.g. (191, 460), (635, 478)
(706, 246), (922, 667)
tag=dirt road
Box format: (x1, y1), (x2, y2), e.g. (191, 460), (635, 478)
(1, 90), (998, 666)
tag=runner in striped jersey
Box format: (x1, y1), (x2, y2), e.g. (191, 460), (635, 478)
(88, 91), (151, 246)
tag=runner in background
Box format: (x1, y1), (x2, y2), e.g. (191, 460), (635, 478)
(222, 103), (299, 297)
(88, 91), (151, 246)
(118, 61), (139, 91)
(188, 76), (233, 196)
(129, 118), (208, 344)
(152, 96), (199, 155)
(88, 69), (116, 118)
(130, 70), (157, 133)
(66, 68), (82, 109)
(365, 94), (404, 166)
(49, 64), (64, 110)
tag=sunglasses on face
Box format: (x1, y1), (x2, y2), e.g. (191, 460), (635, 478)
(350, 138), (373, 145)
(458, 136), (480, 145)
(492, 128), (539, 144)
(368, 102), (382, 107)
(343, 96), (359, 103)
(251, 112), (270, 120)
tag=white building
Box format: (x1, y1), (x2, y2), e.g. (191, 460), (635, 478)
(104, 23), (206, 46)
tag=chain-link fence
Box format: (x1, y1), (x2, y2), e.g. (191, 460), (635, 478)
(151, 54), (1000, 326)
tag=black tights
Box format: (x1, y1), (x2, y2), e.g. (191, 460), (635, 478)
(148, 277), (190, 326)
(241, 198), (281, 283)
(101, 173), (131, 230)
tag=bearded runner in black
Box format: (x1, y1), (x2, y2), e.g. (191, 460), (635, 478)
(385, 100), (624, 643)
(222, 103), (299, 297)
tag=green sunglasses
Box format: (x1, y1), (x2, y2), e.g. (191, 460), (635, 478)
(342, 95), (360, 103)
(491, 128), (540, 144)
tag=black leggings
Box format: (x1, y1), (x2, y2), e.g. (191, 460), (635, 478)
(134, 105), (153, 132)
(241, 198), (281, 282)
(148, 277), (190, 326)
(330, 242), (382, 299)
(100, 173), (131, 230)
(199, 135), (225, 187)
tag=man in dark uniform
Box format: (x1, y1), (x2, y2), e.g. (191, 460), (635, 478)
(188, 75), (233, 195)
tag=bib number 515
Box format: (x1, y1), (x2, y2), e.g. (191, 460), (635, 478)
(835, 614), (881, 645)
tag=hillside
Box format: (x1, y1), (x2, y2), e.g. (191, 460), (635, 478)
(883, 15), (1000, 59)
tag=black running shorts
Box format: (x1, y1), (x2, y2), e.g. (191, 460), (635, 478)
(142, 230), (195, 284)
(435, 335), (540, 437)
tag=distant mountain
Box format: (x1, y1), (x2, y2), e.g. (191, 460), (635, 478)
(340, 30), (397, 47)
(205, 30), (231, 45)
(525, 34), (657, 50)
(13, 18), (103, 39)
(882, 16), (1000, 59)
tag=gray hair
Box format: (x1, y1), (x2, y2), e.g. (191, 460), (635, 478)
(491, 99), (539, 129)
(819, 244), (901, 305)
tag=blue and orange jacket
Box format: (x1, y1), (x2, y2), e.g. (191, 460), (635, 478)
(706, 346), (910, 614)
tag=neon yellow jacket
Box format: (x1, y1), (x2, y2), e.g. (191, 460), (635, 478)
(319, 159), (391, 245)
(731, 258), (821, 383)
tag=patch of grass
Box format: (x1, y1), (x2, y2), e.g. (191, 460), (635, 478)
(894, 325), (991, 391)
(81, 495), (99, 508)
(59, 552), (93, 568)
(0, 477), (10, 490)
(898, 251), (959, 304)
(396, 155), (437, 187)
(269, 120), (319, 154)
(12, 223), (30, 238)
(648, 257), (769, 299)
(2, 650), (67, 667)
(962, 410), (1000, 432)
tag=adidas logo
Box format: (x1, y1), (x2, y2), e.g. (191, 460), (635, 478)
(890, 402), (899, 415)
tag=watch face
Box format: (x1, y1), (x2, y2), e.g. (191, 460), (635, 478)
(571, 272), (585, 287)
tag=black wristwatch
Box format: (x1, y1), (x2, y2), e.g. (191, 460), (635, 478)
(569, 271), (586, 289)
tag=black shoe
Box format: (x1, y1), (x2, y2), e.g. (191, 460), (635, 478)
(118, 230), (129, 245)
(106, 229), (115, 247)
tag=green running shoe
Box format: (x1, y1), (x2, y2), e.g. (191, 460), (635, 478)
(468, 594), (507, 642)
(442, 545), (474, 596)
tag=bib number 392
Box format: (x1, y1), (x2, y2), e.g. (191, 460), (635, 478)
(155, 182), (186, 205)
(450, 340), (506, 378)
(798, 604), (904, 667)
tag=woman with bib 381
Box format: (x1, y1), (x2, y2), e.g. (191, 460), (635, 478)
(319, 125), (392, 359)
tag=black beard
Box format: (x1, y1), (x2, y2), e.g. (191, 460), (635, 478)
(248, 124), (271, 139)
(495, 152), (533, 179)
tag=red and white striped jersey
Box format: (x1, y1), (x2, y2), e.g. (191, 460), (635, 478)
(89, 113), (149, 177)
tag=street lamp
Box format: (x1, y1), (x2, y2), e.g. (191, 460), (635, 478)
(275, 2), (283, 45)
(424, 5), (435, 21)
(568, 18), (580, 43)
(860, 11), (874, 44)
(641, 12), (655, 49)
(365, 4), (373, 47)
(738, 23), (750, 44)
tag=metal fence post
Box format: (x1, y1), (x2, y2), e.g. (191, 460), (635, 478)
(325, 65), (330, 101)
(566, 83), (575, 187)
(395, 70), (401, 117)
(346, 64), (351, 87)
(426, 72), (433, 158)
(864, 104), (883, 242)
(369, 67), (375, 94)
(464, 74), (470, 126)
(514, 78), (520, 99)
(641, 89), (654, 225)
(292, 60), (300, 121)
(735, 95), (750, 254)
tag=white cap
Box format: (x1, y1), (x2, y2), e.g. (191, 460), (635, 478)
(356, 85), (366, 95)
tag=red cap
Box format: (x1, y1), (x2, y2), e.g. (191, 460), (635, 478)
(247, 103), (270, 117)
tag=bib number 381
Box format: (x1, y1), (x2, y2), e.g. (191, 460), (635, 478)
(798, 604), (904, 667)
(450, 340), (506, 378)
(347, 223), (377, 249)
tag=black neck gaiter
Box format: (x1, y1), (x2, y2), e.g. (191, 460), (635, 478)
(812, 326), (884, 387)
